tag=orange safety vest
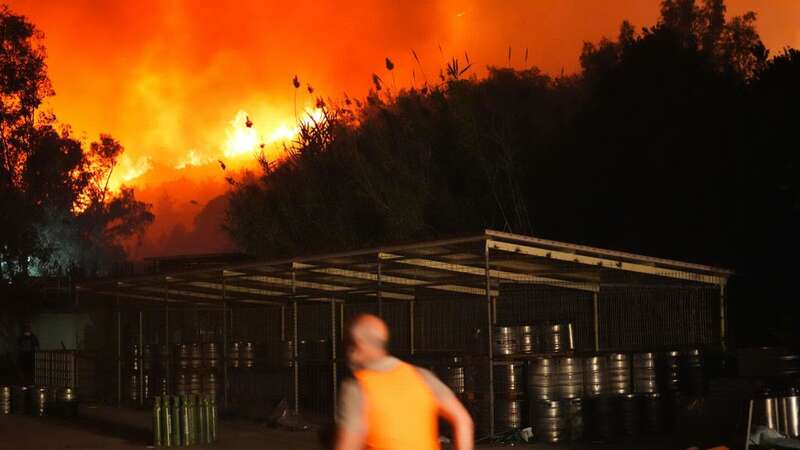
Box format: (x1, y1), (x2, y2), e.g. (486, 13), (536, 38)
(354, 361), (440, 450)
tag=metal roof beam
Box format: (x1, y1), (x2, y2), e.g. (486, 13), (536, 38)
(380, 252), (599, 293)
(487, 239), (726, 285)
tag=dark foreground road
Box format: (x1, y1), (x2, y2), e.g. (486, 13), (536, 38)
(0, 405), (720, 450)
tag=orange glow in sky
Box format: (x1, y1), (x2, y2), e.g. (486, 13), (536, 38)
(6, 0), (798, 255)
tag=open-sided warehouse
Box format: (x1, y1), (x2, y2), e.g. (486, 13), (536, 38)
(77, 229), (732, 439)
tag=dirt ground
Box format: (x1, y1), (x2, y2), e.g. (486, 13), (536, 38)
(0, 404), (723, 450)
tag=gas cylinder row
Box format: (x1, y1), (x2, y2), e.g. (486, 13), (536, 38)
(151, 394), (218, 447)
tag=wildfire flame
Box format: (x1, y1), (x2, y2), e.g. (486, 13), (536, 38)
(223, 110), (262, 158)
(108, 155), (152, 192)
(104, 107), (329, 190)
(175, 149), (211, 170)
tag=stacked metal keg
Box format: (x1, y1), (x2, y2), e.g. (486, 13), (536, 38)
(173, 342), (222, 402)
(32, 386), (47, 417)
(526, 355), (584, 443)
(751, 385), (800, 438)
(1, 386), (11, 415)
(127, 343), (154, 404)
(200, 342), (221, 402)
(240, 342), (256, 368)
(469, 322), (581, 441)
(435, 356), (468, 398)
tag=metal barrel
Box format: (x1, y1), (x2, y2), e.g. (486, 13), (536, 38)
(188, 373), (202, 396)
(1, 386), (11, 415)
(632, 352), (658, 394)
(153, 396), (163, 446)
(540, 323), (572, 354)
(58, 387), (77, 403)
(203, 342), (221, 369)
(781, 389), (800, 438)
(492, 361), (526, 397)
(162, 396), (173, 447)
(240, 342), (256, 368)
(437, 357), (466, 396)
(558, 357), (584, 399)
(658, 350), (682, 393)
(493, 326), (518, 356)
(684, 349), (705, 396)
(495, 398), (526, 432)
(189, 343), (202, 369)
(171, 395), (182, 446)
(174, 372), (188, 396)
(754, 390), (781, 430)
(12, 385), (29, 414)
(619, 394), (641, 437)
(176, 344), (190, 370)
(607, 353), (631, 395)
(469, 397), (526, 435)
(642, 392), (663, 434)
(143, 373), (151, 401)
(532, 400), (568, 443)
(131, 344), (140, 372)
(583, 355), (607, 397)
(229, 342), (240, 368)
(33, 387), (47, 417)
(517, 325), (538, 354)
(527, 357), (558, 401)
(158, 376), (169, 397)
(202, 372), (219, 401)
(129, 374), (139, 403)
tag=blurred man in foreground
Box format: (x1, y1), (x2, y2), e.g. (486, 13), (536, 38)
(335, 314), (474, 450)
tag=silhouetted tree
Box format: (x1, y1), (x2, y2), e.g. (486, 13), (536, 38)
(0, 7), (153, 281)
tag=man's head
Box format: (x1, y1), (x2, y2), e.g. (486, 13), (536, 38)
(23, 323), (32, 335)
(345, 314), (389, 368)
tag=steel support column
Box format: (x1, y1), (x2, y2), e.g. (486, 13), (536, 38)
(592, 291), (600, 352)
(292, 270), (300, 416)
(339, 303), (344, 344)
(485, 242), (495, 437)
(331, 300), (338, 417)
(720, 282), (727, 351)
(281, 305), (286, 341)
(222, 273), (229, 409)
(138, 310), (144, 405)
(116, 292), (122, 407)
(377, 255), (383, 318)
(164, 282), (170, 395)
(409, 299), (415, 355)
